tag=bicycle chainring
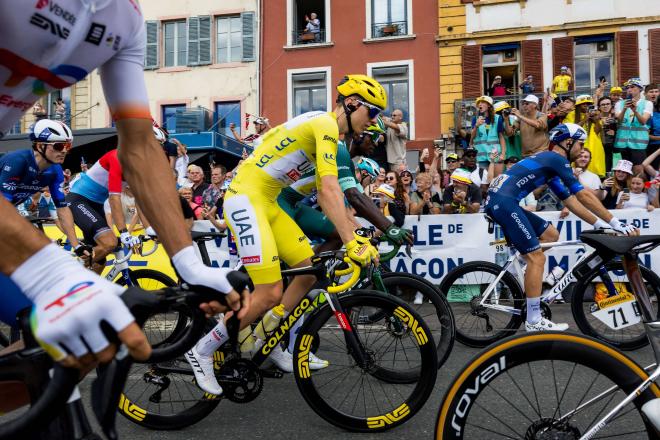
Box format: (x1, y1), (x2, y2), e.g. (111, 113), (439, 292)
(217, 358), (263, 404)
(525, 418), (581, 440)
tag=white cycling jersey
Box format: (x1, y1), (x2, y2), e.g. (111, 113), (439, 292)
(0, 0), (151, 137)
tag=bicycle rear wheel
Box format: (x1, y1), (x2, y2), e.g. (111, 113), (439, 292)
(436, 332), (660, 439)
(115, 269), (177, 290)
(294, 290), (438, 432)
(439, 261), (524, 347)
(571, 260), (660, 350)
(381, 272), (455, 369)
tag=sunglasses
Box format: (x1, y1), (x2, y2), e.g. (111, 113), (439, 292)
(354, 99), (382, 119)
(464, 153), (477, 158)
(385, 176), (396, 181)
(446, 159), (458, 163)
(46, 141), (72, 152)
(400, 172), (412, 178)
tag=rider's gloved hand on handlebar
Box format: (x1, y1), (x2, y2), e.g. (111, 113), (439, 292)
(12, 243), (151, 370)
(120, 230), (141, 252)
(145, 226), (157, 238)
(346, 230), (379, 267)
(384, 225), (414, 246)
(608, 218), (639, 236)
(171, 246), (251, 319)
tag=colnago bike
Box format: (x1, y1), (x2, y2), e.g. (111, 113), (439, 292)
(440, 236), (660, 349)
(436, 230), (660, 440)
(119, 245), (439, 432)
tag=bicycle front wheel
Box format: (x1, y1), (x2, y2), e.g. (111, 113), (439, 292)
(294, 290), (438, 432)
(436, 332), (660, 439)
(571, 260), (660, 350)
(115, 269), (177, 290)
(439, 261), (524, 347)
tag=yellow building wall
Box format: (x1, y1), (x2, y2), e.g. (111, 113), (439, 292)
(438, 1), (466, 134)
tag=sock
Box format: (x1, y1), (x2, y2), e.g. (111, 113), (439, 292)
(287, 315), (305, 353)
(527, 297), (541, 324)
(196, 319), (229, 357)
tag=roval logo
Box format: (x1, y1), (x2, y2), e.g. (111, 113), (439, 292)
(451, 356), (506, 435)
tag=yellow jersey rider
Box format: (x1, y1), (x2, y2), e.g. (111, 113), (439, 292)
(184, 75), (388, 394)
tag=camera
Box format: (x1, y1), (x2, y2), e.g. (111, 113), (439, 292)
(587, 104), (597, 113)
(502, 108), (511, 117)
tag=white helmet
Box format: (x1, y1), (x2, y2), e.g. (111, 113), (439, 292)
(153, 126), (167, 143)
(30, 119), (73, 143)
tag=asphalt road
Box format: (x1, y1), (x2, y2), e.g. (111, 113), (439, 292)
(76, 304), (655, 440)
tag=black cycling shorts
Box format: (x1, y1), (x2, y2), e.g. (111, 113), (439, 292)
(66, 192), (112, 244)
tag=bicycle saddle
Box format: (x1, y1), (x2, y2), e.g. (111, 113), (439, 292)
(580, 230), (660, 255)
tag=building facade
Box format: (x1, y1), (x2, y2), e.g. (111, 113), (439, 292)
(260, 0), (440, 151)
(438, 0), (660, 133)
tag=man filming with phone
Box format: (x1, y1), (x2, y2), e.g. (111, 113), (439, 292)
(614, 78), (652, 174)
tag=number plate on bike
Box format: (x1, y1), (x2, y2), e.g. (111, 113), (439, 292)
(591, 293), (641, 330)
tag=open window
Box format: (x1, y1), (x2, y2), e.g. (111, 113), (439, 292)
(482, 44), (519, 97)
(289, 0), (329, 45)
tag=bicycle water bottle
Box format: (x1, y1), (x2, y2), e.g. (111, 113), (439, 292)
(254, 304), (286, 340)
(238, 326), (256, 353)
(543, 265), (566, 287)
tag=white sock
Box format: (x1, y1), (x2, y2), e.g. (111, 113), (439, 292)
(196, 319), (229, 357)
(287, 315), (305, 353)
(527, 297), (541, 324)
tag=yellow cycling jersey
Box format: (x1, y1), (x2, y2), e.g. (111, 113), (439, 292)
(230, 111), (340, 198)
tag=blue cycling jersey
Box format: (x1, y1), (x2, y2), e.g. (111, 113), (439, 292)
(0, 149), (66, 209)
(487, 151), (584, 202)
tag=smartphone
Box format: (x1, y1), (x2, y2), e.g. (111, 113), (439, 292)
(80, 156), (86, 165)
(606, 171), (614, 179)
(371, 197), (381, 208)
(587, 104), (597, 113)
(623, 188), (630, 194)
(600, 76), (607, 83)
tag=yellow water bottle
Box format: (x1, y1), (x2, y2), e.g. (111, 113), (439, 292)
(238, 326), (256, 353)
(254, 304), (285, 340)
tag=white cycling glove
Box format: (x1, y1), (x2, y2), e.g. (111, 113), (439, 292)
(609, 218), (637, 236)
(145, 226), (157, 238)
(120, 231), (141, 248)
(171, 246), (233, 295)
(11, 244), (134, 361)
(592, 218), (610, 229)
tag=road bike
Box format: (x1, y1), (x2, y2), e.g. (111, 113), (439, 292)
(435, 230), (660, 439)
(440, 236), (659, 350)
(119, 240), (439, 432)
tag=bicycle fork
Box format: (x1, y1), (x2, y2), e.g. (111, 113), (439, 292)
(324, 293), (371, 369)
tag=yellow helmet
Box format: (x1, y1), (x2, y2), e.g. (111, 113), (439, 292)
(493, 101), (510, 113)
(575, 94), (594, 106)
(610, 86), (623, 94)
(475, 95), (493, 106)
(336, 74), (387, 110)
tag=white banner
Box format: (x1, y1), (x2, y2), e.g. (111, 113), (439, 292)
(192, 208), (659, 284)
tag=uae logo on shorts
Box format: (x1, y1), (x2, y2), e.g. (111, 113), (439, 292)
(241, 256), (261, 264)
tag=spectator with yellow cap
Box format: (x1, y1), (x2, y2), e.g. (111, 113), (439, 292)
(442, 168), (482, 214)
(471, 95), (506, 175)
(609, 86), (623, 106)
(494, 100), (521, 160)
(614, 77), (653, 173)
(373, 183), (405, 227)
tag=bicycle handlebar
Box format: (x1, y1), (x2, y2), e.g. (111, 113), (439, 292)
(113, 235), (158, 264)
(327, 258), (361, 293)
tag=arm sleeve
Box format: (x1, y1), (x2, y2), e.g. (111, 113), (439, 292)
(336, 145), (358, 192)
(99, 20), (151, 121)
(107, 153), (124, 195)
(313, 115), (340, 179)
(49, 168), (67, 208)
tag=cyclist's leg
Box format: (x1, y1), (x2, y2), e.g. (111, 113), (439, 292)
(291, 203), (342, 254)
(66, 194), (114, 273)
(223, 194), (289, 328)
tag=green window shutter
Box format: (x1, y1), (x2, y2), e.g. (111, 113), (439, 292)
(145, 20), (159, 69)
(187, 17), (200, 66)
(241, 12), (255, 62)
(198, 16), (212, 65)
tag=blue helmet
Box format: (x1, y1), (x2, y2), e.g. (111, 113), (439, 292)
(549, 123), (587, 144)
(356, 157), (380, 179)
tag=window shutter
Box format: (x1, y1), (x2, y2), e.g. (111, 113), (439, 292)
(198, 16), (212, 65)
(187, 17), (200, 66)
(552, 36), (574, 79)
(521, 39), (543, 88)
(241, 12), (255, 62)
(650, 28), (660, 84)
(144, 20), (159, 69)
(462, 45), (482, 98)
(616, 31), (639, 83)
